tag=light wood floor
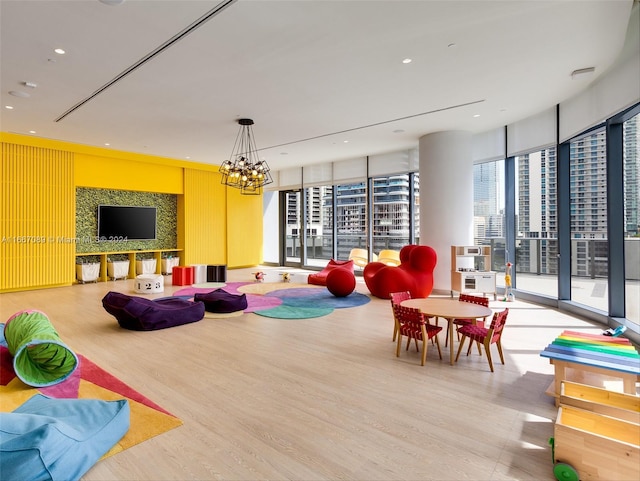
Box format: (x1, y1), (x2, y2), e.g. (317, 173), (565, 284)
(0, 267), (629, 481)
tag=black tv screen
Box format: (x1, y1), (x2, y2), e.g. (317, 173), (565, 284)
(97, 205), (157, 241)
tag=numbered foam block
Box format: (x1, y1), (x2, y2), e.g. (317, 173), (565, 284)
(171, 266), (194, 286)
(134, 274), (164, 294)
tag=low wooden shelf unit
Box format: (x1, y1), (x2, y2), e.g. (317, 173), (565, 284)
(75, 249), (182, 282)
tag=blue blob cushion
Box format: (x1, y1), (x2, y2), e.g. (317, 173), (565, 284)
(194, 288), (248, 313)
(102, 291), (205, 331)
(0, 394), (130, 481)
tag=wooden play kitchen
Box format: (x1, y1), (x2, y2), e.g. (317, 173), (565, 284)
(541, 331), (640, 481)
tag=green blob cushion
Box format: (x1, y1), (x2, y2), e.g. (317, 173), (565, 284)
(4, 310), (79, 387)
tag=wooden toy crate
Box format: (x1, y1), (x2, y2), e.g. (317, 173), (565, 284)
(560, 381), (640, 424)
(553, 405), (639, 481)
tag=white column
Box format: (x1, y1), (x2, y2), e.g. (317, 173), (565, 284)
(419, 131), (474, 294)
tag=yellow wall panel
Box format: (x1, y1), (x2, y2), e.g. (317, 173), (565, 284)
(1, 133), (265, 290)
(226, 187), (263, 268)
(1, 143), (75, 291)
(75, 154), (183, 194)
(182, 169), (227, 265)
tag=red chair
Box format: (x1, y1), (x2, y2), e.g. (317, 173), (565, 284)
(455, 308), (509, 372)
(364, 245), (437, 299)
(446, 293), (490, 347)
(307, 259), (354, 286)
(390, 291), (412, 342)
(392, 304), (442, 365)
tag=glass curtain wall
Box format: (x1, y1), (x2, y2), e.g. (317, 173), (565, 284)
(371, 174), (412, 254)
(413, 173), (420, 244)
(569, 128), (609, 312)
(473, 159), (506, 276)
(514, 148), (558, 297)
(624, 114), (640, 326)
(304, 186), (333, 267)
(335, 182), (367, 261)
(284, 190), (302, 265)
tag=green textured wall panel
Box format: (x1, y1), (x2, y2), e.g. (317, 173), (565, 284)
(76, 188), (177, 253)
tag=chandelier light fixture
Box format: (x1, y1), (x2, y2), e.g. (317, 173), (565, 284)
(219, 118), (273, 195)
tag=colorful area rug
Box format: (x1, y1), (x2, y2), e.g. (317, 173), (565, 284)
(0, 334), (182, 458)
(174, 282), (370, 319)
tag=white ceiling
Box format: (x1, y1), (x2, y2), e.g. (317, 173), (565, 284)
(0, 0), (635, 172)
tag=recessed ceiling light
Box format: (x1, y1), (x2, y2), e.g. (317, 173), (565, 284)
(104, 143), (110, 146)
(29, 130), (36, 134)
(5, 105), (14, 110)
(448, 43), (456, 48)
(280, 152), (288, 155)
(9, 90), (30, 98)
(402, 58), (412, 64)
(343, 140), (349, 143)
(473, 114), (480, 118)
(393, 129), (405, 134)
(99, 0), (126, 5)
(54, 48), (66, 55)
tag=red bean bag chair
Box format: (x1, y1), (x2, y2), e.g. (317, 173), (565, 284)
(308, 259), (354, 286)
(363, 245), (437, 299)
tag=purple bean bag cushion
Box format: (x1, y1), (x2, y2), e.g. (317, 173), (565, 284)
(102, 291), (205, 331)
(193, 289), (248, 313)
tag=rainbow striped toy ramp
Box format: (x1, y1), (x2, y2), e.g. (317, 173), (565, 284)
(540, 330), (640, 406)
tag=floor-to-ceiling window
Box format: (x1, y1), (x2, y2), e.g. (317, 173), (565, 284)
(413, 173), (420, 245)
(569, 128), (609, 312)
(473, 159), (506, 276)
(623, 113), (640, 326)
(335, 181), (367, 261)
(371, 174), (412, 254)
(283, 190), (302, 265)
(513, 148), (558, 298)
(304, 185), (332, 266)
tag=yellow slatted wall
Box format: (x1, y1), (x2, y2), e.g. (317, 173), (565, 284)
(226, 186), (263, 268)
(182, 168), (227, 265)
(1, 143), (75, 291)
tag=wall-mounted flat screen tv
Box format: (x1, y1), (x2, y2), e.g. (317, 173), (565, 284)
(97, 205), (157, 240)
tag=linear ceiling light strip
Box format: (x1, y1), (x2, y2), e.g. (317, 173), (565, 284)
(55, 0), (237, 122)
(262, 99), (486, 151)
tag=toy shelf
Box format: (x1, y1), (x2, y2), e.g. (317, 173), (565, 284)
(75, 249), (182, 282)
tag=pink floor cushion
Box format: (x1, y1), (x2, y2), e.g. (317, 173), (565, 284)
(194, 289), (248, 313)
(326, 267), (356, 297)
(102, 291), (204, 331)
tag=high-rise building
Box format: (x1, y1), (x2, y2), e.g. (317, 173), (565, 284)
(624, 116), (640, 236)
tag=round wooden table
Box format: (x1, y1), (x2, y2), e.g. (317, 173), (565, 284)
(401, 297), (492, 365)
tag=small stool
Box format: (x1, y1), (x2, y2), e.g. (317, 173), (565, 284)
(191, 264), (207, 284)
(172, 266), (194, 286)
(134, 274), (164, 294)
(207, 264), (227, 282)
